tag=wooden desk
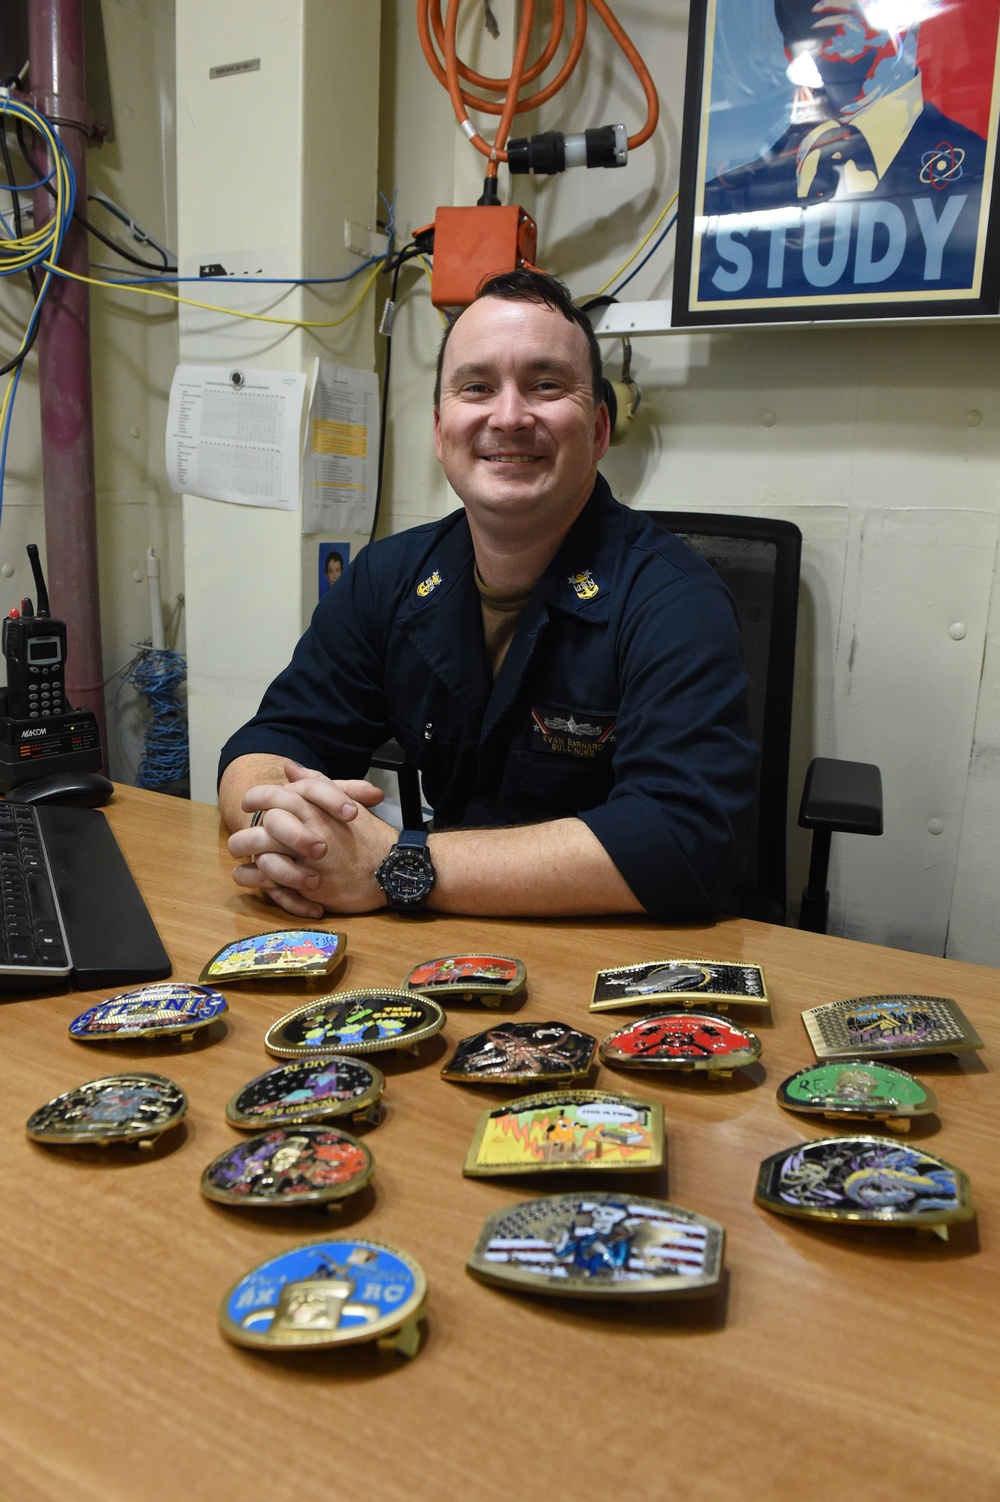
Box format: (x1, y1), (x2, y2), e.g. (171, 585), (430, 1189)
(1, 786), (996, 1502)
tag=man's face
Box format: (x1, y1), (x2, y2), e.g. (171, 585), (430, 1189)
(774, 2), (904, 88)
(433, 296), (610, 543)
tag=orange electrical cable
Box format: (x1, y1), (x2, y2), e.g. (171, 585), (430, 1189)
(423, 0), (568, 94)
(417, 0), (658, 160)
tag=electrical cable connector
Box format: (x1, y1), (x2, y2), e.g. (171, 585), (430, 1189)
(507, 125), (628, 175)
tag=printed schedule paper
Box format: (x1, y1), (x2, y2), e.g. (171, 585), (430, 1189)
(301, 359), (379, 535)
(166, 364), (306, 509)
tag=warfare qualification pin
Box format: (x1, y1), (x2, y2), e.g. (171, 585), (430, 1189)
(755, 1136), (975, 1240)
(404, 953), (526, 1007)
(69, 983), (228, 1046)
(200, 928), (347, 982)
(226, 1056), (385, 1130)
(201, 1125), (374, 1211)
(590, 958), (769, 1012)
(463, 1089), (664, 1177)
(265, 989), (445, 1059)
(777, 1060), (937, 1132)
(599, 1012), (762, 1078)
(26, 1071), (187, 1150)
(219, 1237), (428, 1356)
(441, 1020), (596, 1084)
(468, 1192), (724, 1298)
(802, 995), (984, 1061)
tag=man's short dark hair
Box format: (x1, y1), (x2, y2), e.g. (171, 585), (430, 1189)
(433, 269), (605, 408)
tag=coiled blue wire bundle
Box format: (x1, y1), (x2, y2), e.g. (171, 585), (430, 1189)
(122, 647), (189, 790)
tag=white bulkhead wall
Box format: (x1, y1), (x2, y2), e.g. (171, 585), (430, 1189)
(175, 0), (380, 802)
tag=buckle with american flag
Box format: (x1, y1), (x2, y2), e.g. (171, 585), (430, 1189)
(467, 1192), (724, 1298)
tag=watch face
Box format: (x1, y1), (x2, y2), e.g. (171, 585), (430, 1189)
(378, 839), (434, 909)
(390, 852), (432, 896)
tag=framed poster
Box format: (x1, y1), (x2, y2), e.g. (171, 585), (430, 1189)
(673, 0), (1000, 325)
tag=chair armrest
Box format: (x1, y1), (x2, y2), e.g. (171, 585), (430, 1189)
(370, 738), (406, 773)
(798, 757), (883, 836)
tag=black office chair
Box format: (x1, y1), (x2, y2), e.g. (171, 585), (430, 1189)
(647, 512), (882, 931)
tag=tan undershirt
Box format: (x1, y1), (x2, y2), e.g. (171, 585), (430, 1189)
(474, 565), (535, 678)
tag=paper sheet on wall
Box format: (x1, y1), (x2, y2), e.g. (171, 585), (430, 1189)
(165, 365), (306, 509)
(301, 360), (379, 535)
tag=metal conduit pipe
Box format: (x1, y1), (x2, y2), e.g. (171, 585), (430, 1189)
(28, 0), (108, 767)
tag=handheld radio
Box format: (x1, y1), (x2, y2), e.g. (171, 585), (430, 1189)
(2, 545), (68, 719)
(0, 544), (102, 791)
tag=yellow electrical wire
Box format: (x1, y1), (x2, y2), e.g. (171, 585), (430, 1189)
(0, 95), (74, 471)
(581, 189), (679, 301)
(41, 257), (384, 330)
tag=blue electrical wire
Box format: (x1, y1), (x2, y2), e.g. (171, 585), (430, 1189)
(607, 213), (678, 298)
(121, 647), (189, 790)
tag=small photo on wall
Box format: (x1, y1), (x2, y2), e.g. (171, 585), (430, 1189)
(319, 542), (350, 599)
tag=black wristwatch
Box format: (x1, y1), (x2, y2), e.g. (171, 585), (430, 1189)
(375, 829), (436, 911)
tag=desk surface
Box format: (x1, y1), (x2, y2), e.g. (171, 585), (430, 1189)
(1, 786), (996, 1502)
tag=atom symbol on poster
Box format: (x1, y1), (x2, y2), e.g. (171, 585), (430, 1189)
(920, 141), (965, 189)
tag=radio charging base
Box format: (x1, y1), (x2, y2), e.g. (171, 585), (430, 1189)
(0, 697), (103, 793)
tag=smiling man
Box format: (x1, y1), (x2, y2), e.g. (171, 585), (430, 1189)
(218, 271), (755, 920)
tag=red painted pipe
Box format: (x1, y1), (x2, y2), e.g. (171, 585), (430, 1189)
(28, 0), (108, 767)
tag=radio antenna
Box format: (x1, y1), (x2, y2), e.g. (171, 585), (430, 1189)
(25, 544), (50, 617)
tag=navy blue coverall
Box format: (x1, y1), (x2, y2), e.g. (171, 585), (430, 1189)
(219, 476), (756, 921)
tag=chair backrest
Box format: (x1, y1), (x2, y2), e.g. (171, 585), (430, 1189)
(640, 512), (802, 921)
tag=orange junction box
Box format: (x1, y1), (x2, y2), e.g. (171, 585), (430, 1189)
(430, 204), (538, 309)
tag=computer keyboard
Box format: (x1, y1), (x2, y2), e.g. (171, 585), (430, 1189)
(0, 801), (171, 988)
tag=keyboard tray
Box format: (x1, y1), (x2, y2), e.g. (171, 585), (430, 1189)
(37, 805), (172, 989)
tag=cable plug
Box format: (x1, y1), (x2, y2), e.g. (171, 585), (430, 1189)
(508, 125), (628, 175)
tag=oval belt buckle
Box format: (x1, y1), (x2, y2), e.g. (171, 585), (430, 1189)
(598, 1011), (762, 1078)
(265, 989), (446, 1060)
(226, 1056), (386, 1130)
(201, 1125), (374, 1212)
(777, 1060), (938, 1132)
(69, 983), (228, 1047)
(26, 1072), (188, 1151)
(755, 1135), (975, 1241)
(219, 1237), (428, 1357)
